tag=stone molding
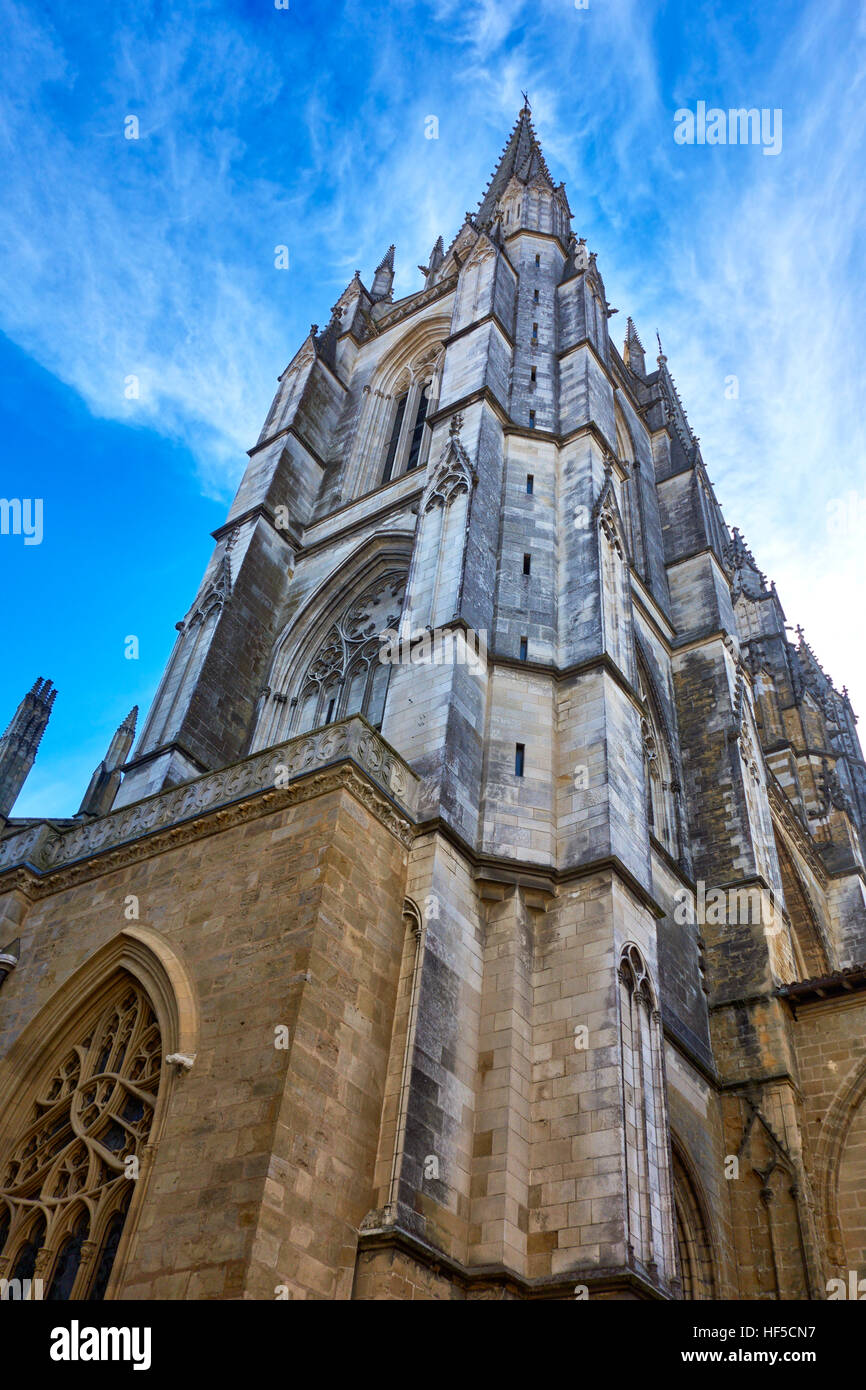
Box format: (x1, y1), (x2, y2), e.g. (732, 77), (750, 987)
(0, 717), (419, 883)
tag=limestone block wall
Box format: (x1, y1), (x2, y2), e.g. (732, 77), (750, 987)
(664, 1046), (735, 1297)
(480, 665), (555, 865)
(0, 770), (411, 1300)
(787, 993), (866, 1285)
(528, 874), (676, 1287)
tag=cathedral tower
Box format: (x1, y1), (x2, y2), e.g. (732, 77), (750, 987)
(1, 107), (866, 1302)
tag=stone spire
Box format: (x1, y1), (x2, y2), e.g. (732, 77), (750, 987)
(475, 100), (558, 227)
(725, 526), (768, 597)
(623, 317), (646, 377)
(77, 706), (138, 819)
(420, 236), (444, 287)
(370, 244), (395, 302)
(0, 677), (57, 822)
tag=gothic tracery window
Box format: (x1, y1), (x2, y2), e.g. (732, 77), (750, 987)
(0, 977), (161, 1300)
(274, 572), (408, 741)
(379, 351), (441, 485)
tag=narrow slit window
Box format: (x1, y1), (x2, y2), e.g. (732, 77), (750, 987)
(519, 636), (528, 661)
(530, 366), (537, 383)
(533, 289), (539, 303)
(523, 553), (531, 575)
(405, 385), (430, 471)
(381, 393), (408, 483)
(535, 253), (541, 266)
(325, 697), (336, 724)
(515, 743), (525, 777)
(529, 410), (536, 428)
(532, 322), (538, 340)
(526, 473), (534, 494)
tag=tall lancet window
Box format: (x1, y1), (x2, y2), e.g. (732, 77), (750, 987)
(0, 976), (162, 1301)
(637, 661), (679, 860)
(381, 393), (408, 484)
(618, 944), (675, 1282)
(405, 385), (430, 471)
(378, 354), (441, 486)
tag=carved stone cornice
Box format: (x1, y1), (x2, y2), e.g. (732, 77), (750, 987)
(0, 718), (418, 892)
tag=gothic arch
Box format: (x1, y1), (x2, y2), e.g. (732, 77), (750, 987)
(252, 535), (414, 750)
(0, 926), (196, 1300)
(814, 1051), (866, 1272)
(635, 644), (681, 860)
(770, 828), (831, 980)
(348, 316), (449, 498)
(670, 1138), (718, 1299)
(617, 943), (677, 1283)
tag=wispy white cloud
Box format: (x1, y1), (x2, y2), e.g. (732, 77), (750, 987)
(1, 0), (864, 716)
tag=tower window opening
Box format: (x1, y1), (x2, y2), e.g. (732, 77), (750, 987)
(523, 553), (531, 575)
(535, 253), (541, 266)
(519, 637), (528, 661)
(381, 392), (408, 483)
(533, 289), (539, 303)
(515, 743), (525, 777)
(529, 410), (536, 428)
(325, 697), (336, 724)
(532, 322), (538, 341)
(380, 374), (437, 484)
(530, 366), (537, 383)
(405, 384), (430, 471)
(526, 473), (534, 494)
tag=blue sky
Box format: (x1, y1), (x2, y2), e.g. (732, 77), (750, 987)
(2, 0), (864, 816)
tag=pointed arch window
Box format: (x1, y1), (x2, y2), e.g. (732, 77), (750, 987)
(46, 1211), (89, 1301)
(261, 571), (409, 746)
(381, 392), (408, 484)
(672, 1146), (716, 1299)
(405, 385), (430, 471)
(0, 976), (162, 1301)
(379, 353), (442, 486)
(618, 944), (676, 1281)
(637, 661), (680, 860)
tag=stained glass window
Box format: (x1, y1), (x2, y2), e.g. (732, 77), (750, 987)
(0, 976), (162, 1300)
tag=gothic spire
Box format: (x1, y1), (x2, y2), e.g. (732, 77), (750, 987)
(371, 244), (395, 302)
(419, 236), (445, 286)
(476, 102), (557, 226)
(623, 317), (646, 376)
(725, 527), (768, 598)
(77, 707), (138, 820)
(0, 677), (57, 822)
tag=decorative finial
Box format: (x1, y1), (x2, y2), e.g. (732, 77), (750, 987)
(521, 91), (531, 113)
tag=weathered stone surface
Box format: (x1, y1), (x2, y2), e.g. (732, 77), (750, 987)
(2, 103), (865, 1304)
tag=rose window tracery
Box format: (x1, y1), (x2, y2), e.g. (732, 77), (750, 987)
(0, 977), (162, 1300)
